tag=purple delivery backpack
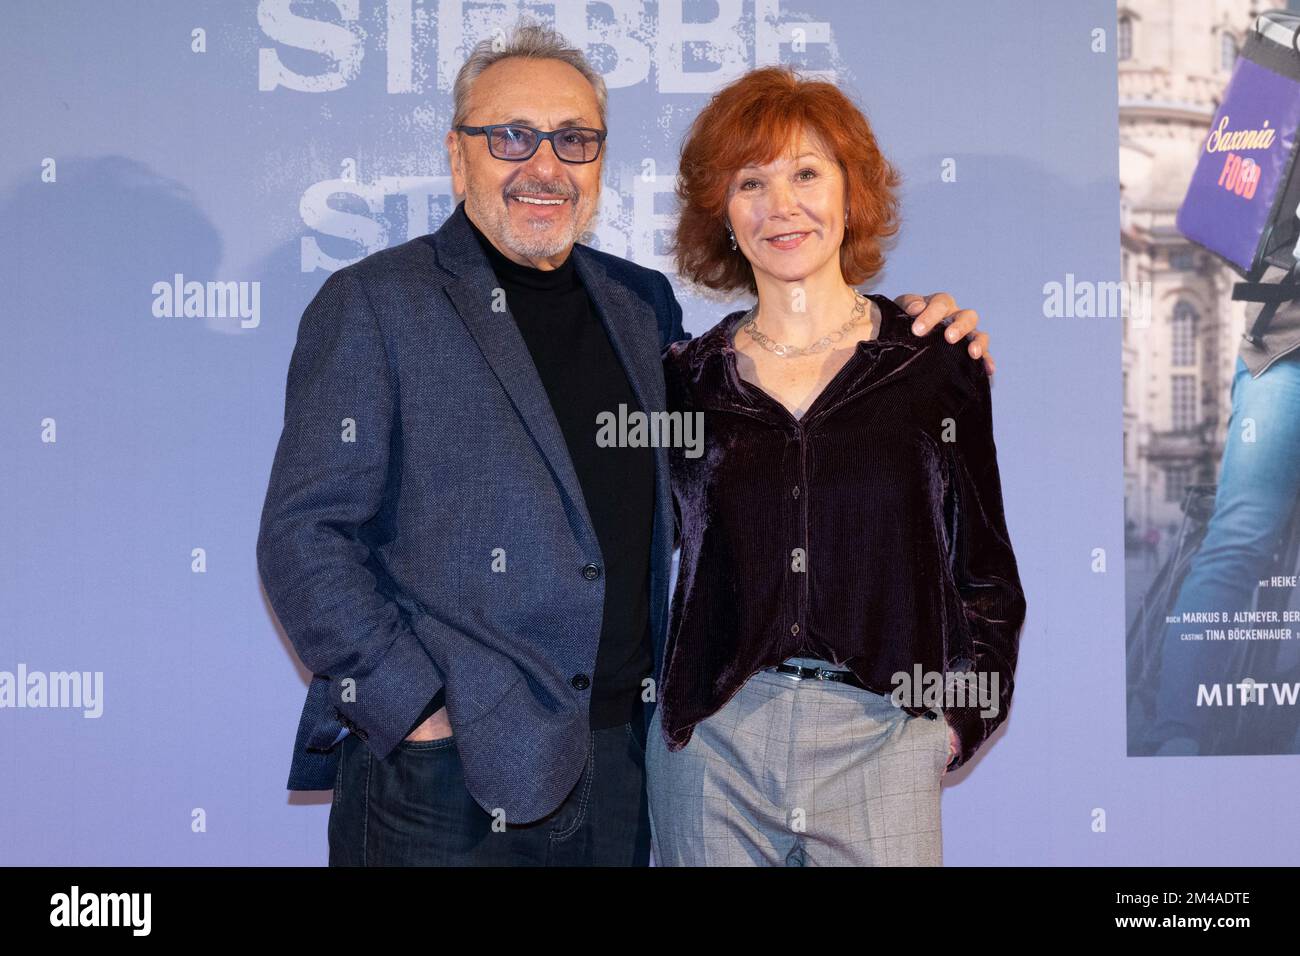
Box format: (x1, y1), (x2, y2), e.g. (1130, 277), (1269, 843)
(1176, 10), (1300, 340)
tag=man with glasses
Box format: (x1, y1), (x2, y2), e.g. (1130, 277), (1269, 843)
(257, 20), (993, 866)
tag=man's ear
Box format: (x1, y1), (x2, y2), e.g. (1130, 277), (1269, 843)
(446, 129), (464, 197)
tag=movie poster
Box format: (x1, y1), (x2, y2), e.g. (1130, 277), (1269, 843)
(1125, 6), (1300, 757)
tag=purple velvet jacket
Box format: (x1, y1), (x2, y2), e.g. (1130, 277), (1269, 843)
(659, 293), (1027, 771)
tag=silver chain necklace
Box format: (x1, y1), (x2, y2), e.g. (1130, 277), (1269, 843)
(740, 292), (871, 358)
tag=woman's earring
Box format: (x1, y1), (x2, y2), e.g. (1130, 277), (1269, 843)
(726, 223), (737, 251)
(844, 208), (850, 227)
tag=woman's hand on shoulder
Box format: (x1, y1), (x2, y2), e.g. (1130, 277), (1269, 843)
(895, 291), (995, 376)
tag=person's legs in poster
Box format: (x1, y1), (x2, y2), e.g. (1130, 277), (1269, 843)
(1151, 355), (1300, 751)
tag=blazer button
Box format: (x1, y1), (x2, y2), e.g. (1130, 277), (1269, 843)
(571, 674), (591, 690)
(581, 563), (601, 580)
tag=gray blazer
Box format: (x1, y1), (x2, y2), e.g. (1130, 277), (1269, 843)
(257, 202), (686, 823)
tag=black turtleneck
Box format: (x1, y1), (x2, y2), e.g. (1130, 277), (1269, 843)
(465, 213), (655, 731)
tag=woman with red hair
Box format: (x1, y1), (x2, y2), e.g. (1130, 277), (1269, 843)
(646, 66), (1027, 866)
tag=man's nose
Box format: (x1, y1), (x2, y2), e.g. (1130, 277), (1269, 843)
(520, 136), (564, 180)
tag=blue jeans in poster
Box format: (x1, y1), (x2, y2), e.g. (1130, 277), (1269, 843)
(1151, 354), (1300, 749)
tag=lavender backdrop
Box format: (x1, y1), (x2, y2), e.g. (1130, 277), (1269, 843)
(3, 0), (1270, 866)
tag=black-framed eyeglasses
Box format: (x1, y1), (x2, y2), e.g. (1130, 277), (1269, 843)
(455, 123), (607, 164)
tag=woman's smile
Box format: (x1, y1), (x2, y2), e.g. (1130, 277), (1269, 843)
(763, 230), (813, 250)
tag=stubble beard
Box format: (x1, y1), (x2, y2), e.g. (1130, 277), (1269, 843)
(464, 174), (599, 261)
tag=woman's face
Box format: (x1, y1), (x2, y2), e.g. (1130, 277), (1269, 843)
(725, 129), (847, 288)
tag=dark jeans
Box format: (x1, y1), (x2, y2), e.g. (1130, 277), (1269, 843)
(328, 715), (651, 866)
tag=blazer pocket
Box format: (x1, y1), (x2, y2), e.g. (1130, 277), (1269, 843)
(447, 673), (524, 730)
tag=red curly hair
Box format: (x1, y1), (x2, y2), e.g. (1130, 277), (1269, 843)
(672, 66), (902, 295)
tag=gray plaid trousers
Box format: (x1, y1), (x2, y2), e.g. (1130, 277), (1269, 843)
(646, 658), (948, 866)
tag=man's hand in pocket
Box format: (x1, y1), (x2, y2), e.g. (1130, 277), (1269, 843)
(405, 706), (454, 741)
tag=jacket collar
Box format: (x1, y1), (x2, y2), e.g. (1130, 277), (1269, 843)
(679, 293), (928, 420)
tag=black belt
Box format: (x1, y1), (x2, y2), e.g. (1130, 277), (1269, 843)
(765, 662), (867, 686)
(763, 663), (940, 720)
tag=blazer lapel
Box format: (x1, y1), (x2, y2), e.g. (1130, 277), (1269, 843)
(571, 246), (675, 671)
(571, 248), (667, 422)
(432, 205), (598, 554)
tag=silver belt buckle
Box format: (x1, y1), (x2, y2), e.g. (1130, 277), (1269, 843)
(769, 664), (807, 682)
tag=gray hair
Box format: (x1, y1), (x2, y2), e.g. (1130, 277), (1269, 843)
(451, 21), (608, 130)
